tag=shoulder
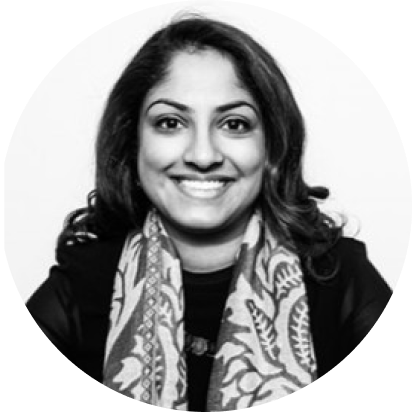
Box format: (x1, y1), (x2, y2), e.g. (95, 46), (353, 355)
(55, 235), (127, 301)
(331, 236), (366, 257)
(308, 237), (367, 282)
(329, 237), (385, 285)
(308, 236), (392, 303)
(314, 236), (392, 306)
(42, 234), (129, 316)
(56, 235), (126, 272)
(306, 237), (391, 373)
(331, 236), (369, 273)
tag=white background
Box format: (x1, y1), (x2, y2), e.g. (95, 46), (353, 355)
(4, 0), (411, 300)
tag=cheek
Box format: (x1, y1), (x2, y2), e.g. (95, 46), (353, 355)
(137, 142), (170, 205)
(138, 134), (176, 176)
(226, 139), (265, 176)
(138, 146), (160, 176)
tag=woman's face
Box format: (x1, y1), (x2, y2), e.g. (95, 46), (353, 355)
(138, 49), (265, 240)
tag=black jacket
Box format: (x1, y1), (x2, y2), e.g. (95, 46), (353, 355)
(27, 236), (391, 383)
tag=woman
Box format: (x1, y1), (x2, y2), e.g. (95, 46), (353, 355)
(27, 15), (391, 411)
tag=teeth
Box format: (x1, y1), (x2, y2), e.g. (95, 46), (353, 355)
(179, 180), (226, 190)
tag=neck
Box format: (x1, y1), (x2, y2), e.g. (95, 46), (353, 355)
(161, 217), (250, 274)
(173, 235), (241, 273)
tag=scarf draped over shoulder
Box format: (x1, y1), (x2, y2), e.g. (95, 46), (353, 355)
(103, 210), (317, 410)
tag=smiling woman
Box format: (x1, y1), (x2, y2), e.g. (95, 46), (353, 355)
(138, 50), (265, 272)
(26, 14), (391, 412)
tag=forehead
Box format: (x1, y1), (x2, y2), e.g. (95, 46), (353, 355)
(144, 49), (255, 105)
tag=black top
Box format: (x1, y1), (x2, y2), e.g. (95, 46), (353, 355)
(26, 236), (391, 408)
(183, 266), (233, 411)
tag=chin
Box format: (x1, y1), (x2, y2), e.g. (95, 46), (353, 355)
(180, 216), (226, 232)
(166, 210), (231, 235)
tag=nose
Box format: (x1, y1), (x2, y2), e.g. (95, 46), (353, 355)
(183, 125), (224, 169)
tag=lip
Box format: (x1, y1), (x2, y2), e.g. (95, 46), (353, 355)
(170, 175), (235, 199)
(170, 173), (236, 182)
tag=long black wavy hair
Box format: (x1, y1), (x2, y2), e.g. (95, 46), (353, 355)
(60, 15), (344, 280)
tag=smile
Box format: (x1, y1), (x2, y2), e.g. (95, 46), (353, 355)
(173, 178), (231, 199)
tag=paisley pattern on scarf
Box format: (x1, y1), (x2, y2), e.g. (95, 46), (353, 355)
(103, 210), (316, 410)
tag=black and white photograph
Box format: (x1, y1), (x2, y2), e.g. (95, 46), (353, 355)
(2, 1), (411, 411)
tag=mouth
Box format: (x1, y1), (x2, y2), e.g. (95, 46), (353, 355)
(171, 176), (234, 199)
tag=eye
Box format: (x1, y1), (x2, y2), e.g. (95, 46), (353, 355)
(155, 116), (184, 132)
(222, 118), (251, 134)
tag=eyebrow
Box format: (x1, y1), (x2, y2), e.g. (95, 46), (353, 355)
(145, 98), (259, 115)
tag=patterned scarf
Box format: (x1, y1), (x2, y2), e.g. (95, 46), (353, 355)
(103, 210), (317, 410)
